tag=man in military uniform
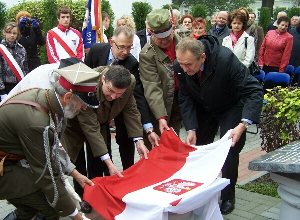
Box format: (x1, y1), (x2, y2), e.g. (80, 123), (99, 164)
(139, 9), (182, 148)
(0, 63), (100, 220)
(61, 65), (149, 205)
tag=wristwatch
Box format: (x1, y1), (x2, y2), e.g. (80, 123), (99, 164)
(241, 121), (250, 129)
(147, 130), (154, 136)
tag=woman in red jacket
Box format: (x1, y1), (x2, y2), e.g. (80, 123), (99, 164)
(258, 16), (293, 75)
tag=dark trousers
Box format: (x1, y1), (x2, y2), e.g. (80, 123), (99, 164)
(114, 112), (135, 170)
(73, 125), (110, 198)
(195, 100), (246, 201)
(7, 190), (60, 219)
(263, 65), (279, 76)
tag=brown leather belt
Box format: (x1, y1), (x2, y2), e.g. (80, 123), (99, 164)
(0, 150), (25, 176)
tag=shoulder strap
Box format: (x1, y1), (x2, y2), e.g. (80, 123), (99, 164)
(244, 37), (248, 49)
(0, 44), (25, 81)
(48, 30), (76, 58)
(1, 100), (48, 115)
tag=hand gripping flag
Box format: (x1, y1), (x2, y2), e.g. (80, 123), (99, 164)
(84, 129), (232, 220)
(82, 0), (102, 53)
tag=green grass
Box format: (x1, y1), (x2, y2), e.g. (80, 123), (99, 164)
(237, 174), (280, 198)
(237, 182), (280, 198)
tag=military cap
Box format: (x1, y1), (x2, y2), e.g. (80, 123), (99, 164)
(146, 9), (173, 38)
(56, 63), (100, 108)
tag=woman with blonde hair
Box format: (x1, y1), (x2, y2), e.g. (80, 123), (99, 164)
(0, 22), (28, 101)
(116, 14), (141, 61)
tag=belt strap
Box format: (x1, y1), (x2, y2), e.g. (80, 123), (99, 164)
(1, 100), (48, 114)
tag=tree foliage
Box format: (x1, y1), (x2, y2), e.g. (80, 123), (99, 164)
(162, 4), (179, 10)
(259, 7), (271, 35)
(0, 1), (6, 39)
(190, 4), (207, 19)
(176, 0), (255, 17)
(132, 2), (152, 32)
(259, 87), (300, 152)
(287, 7), (300, 19)
(273, 7), (286, 21)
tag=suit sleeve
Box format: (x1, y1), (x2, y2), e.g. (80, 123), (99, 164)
(174, 60), (198, 131)
(46, 31), (60, 63)
(76, 107), (108, 157)
(139, 49), (168, 120)
(127, 58), (152, 125)
(122, 77), (143, 137)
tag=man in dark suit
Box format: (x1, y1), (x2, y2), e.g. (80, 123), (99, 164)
(174, 36), (263, 215)
(136, 22), (152, 49)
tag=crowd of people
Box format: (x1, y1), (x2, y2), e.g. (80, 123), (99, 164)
(0, 4), (298, 220)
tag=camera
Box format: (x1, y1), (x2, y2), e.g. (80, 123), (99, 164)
(25, 18), (33, 26)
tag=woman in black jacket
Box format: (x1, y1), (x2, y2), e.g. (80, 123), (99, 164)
(16, 11), (45, 72)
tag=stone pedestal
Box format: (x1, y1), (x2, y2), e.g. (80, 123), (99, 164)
(271, 173), (300, 220)
(249, 141), (300, 220)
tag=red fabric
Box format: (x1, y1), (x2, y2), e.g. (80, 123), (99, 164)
(0, 46), (23, 81)
(191, 33), (206, 39)
(48, 30), (76, 58)
(258, 30), (293, 72)
(198, 70), (203, 84)
(83, 129), (196, 220)
(158, 116), (167, 121)
(230, 30), (244, 47)
(162, 40), (179, 91)
(59, 77), (96, 93)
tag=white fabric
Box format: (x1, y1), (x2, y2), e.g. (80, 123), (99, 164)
(130, 35), (141, 61)
(115, 130), (232, 220)
(222, 32), (255, 68)
(0, 44), (25, 79)
(0, 63), (59, 104)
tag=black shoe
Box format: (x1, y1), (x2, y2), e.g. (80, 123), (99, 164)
(221, 199), (235, 215)
(4, 211), (20, 220)
(80, 201), (93, 213)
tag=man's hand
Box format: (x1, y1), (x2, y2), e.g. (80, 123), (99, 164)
(228, 123), (247, 147)
(135, 140), (149, 159)
(70, 169), (94, 188)
(71, 212), (84, 220)
(158, 118), (170, 134)
(104, 158), (124, 177)
(146, 128), (160, 148)
(185, 130), (196, 145)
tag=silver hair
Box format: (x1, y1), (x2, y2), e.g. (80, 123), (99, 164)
(176, 37), (205, 60)
(112, 26), (134, 40)
(173, 9), (180, 18)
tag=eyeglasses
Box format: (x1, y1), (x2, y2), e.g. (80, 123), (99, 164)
(113, 40), (132, 51)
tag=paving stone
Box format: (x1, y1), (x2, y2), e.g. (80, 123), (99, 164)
(261, 210), (280, 220)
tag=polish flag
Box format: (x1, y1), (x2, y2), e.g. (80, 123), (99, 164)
(84, 129), (231, 220)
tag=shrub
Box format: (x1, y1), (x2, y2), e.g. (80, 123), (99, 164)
(162, 4), (179, 10)
(190, 4), (207, 20)
(259, 87), (300, 153)
(258, 7), (271, 35)
(132, 1), (152, 32)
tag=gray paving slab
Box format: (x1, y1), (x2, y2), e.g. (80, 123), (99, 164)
(0, 127), (281, 220)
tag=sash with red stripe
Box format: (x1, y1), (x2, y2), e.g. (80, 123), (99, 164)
(0, 44), (24, 82)
(48, 30), (76, 58)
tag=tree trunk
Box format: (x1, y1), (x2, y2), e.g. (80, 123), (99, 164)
(262, 0), (275, 17)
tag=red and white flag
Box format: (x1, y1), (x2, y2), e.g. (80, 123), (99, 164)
(84, 129), (231, 220)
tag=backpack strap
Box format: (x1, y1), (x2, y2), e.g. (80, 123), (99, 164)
(244, 37), (248, 49)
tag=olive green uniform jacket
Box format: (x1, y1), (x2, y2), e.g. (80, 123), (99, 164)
(0, 89), (76, 217)
(139, 34), (182, 137)
(61, 72), (142, 162)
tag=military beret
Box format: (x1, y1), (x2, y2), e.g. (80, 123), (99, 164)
(56, 63), (100, 108)
(146, 9), (173, 38)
